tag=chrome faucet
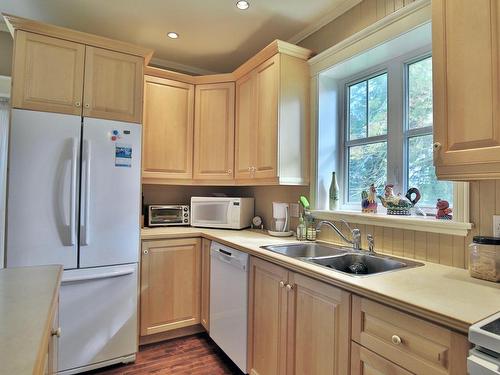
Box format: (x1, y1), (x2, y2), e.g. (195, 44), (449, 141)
(315, 219), (361, 251)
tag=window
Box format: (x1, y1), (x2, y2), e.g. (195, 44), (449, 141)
(343, 53), (452, 210)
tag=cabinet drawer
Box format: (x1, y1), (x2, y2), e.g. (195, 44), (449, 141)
(351, 342), (413, 375)
(352, 296), (468, 375)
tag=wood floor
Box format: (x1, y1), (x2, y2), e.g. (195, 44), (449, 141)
(85, 333), (244, 375)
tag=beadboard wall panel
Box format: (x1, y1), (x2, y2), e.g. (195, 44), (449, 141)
(298, 0), (416, 53)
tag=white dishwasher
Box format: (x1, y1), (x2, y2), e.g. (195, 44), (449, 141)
(210, 241), (249, 373)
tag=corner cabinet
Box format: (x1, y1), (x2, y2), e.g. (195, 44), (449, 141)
(193, 83), (235, 182)
(432, 0), (500, 180)
(140, 238), (201, 336)
(248, 257), (350, 375)
(235, 53), (310, 185)
(11, 30), (146, 123)
(142, 75), (195, 183)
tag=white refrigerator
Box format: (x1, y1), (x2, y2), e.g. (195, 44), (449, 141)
(6, 109), (141, 374)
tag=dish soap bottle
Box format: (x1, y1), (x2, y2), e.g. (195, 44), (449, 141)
(296, 214), (306, 241)
(329, 172), (339, 210)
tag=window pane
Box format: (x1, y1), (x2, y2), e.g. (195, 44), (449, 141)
(408, 134), (452, 206)
(348, 142), (387, 202)
(408, 57), (433, 129)
(368, 74), (387, 136)
(349, 81), (367, 140)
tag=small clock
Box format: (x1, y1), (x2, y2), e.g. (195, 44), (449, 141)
(252, 216), (263, 229)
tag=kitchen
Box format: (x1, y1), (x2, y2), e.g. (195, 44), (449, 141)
(0, 0), (499, 375)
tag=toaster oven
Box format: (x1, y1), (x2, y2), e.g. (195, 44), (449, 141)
(147, 205), (190, 227)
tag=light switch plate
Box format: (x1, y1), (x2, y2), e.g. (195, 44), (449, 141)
(290, 203), (300, 218)
(493, 215), (500, 237)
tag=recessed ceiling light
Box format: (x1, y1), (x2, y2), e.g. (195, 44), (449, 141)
(167, 32), (179, 39)
(236, 1), (250, 10)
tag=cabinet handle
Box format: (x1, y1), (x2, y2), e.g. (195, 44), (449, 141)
(391, 335), (402, 345)
(286, 283), (294, 291)
(51, 327), (61, 337)
(279, 281), (285, 288)
(433, 142), (442, 151)
(75, 102), (81, 107)
(84, 103), (90, 108)
(143, 249), (149, 255)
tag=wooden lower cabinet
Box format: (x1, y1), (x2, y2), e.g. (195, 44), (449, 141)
(351, 342), (412, 375)
(140, 238), (201, 336)
(248, 257), (350, 375)
(200, 239), (211, 331)
(45, 299), (60, 375)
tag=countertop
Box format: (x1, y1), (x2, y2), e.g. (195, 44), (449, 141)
(0, 265), (63, 375)
(142, 227), (500, 334)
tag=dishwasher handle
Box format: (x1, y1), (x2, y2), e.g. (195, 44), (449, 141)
(211, 246), (248, 272)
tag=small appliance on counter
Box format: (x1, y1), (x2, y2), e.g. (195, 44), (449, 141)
(146, 205), (190, 227)
(468, 311), (500, 374)
(469, 236), (500, 282)
(268, 202), (293, 237)
(190, 197), (254, 229)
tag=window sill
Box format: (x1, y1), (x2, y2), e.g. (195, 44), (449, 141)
(311, 209), (472, 237)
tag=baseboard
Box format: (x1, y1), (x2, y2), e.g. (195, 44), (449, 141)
(139, 324), (205, 346)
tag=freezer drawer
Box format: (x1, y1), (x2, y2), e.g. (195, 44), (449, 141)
(58, 264), (138, 374)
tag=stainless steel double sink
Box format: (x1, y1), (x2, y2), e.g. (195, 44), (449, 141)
(260, 243), (423, 277)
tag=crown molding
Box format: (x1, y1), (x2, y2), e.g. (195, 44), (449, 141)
(288, 0), (363, 44)
(149, 57), (219, 76)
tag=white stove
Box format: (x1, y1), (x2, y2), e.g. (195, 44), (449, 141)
(469, 311), (500, 374)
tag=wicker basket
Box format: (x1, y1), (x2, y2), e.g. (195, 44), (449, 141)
(469, 236), (500, 282)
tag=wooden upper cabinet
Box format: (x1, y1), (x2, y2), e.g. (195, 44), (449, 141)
(193, 82), (235, 181)
(433, 0), (500, 179)
(235, 73), (255, 180)
(140, 238), (201, 336)
(83, 46), (143, 123)
(11, 31), (85, 115)
(235, 53), (309, 185)
(254, 55), (279, 180)
(142, 75), (194, 182)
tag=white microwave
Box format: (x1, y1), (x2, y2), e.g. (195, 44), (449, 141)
(190, 197), (255, 229)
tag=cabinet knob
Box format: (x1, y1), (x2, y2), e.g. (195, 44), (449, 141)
(391, 335), (402, 345)
(51, 327), (61, 337)
(227, 169), (232, 175)
(143, 249), (149, 255)
(286, 283), (294, 291)
(279, 281), (285, 288)
(75, 102), (81, 107)
(433, 142), (442, 151)
(84, 103), (90, 108)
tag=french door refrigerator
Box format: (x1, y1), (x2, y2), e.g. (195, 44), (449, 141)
(6, 109), (141, 374)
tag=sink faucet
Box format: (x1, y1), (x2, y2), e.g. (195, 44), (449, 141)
(315, 220), (361, 251)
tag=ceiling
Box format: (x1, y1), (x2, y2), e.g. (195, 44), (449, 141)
(0, 0), (358, 74)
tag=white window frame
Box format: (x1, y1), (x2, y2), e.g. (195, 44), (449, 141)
(338, 47), (449, 211)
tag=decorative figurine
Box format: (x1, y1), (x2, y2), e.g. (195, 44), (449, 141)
(377, 184), (421, 216)
(361, 184), (378, 213)
(436, 199), (452, 220)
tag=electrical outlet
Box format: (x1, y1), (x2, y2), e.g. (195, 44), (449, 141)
(290, 203), (300, 218)
(494, 215), (500, 237)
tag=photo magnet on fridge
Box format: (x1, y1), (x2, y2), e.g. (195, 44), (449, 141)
(115, 143), (132, 167)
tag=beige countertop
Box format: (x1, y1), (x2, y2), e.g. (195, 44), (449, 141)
(0, 265), (63, 375)
(142, 227), (500, 334)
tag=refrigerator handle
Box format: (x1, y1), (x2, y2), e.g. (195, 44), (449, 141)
(69, 137), (78, 246)
(81, 140), (91, 246)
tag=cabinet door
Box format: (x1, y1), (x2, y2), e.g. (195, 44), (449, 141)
(83, 46), (143, 123)
(254, 55), (279, 180)
(200, 239), (211, 331)
(235, 72), (256, 180)
(140, 238), (201, 336)
(287, 272), (350, 375)
(46, 299), (59, 375)
(248, 257), (289, 375)
(193, 82), (235, 181)
(142, 76), (194, 181)
(11, 31), (85, 116)
(433, 0), (500, 179)
(351, 342), (413, 375)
